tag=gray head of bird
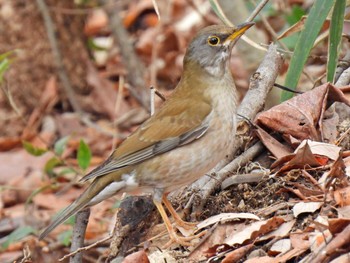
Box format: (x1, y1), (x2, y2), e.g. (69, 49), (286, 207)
(183, 22), (254, 77)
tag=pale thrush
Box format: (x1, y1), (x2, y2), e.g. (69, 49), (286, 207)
(39, 22), (254, 245)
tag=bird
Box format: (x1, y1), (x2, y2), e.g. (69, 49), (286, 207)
(39, 22), (254, 246)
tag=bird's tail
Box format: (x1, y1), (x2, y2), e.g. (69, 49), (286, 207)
(39, 171), (125, 240)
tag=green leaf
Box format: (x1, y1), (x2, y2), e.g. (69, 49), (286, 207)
(327, 0), (346, 83)
(64, 215), (76, 226)
(57, 229), (73, 246)
(112, 199), (122, 209)
(0, 58), (9, 79)
(1, 226), (36, 250)
(285, 5), (305, 25)
(282, 0), (335, 101)
(25, 185), (52, 206)
(0, 50), (16, 61)
(22, 141), (47, 156)
(87, 38), (108, 51)
(77, 139), (91, 170)
(54, 136), (70, 156)
(58, 167), (76, 176)
(0, 50), (17, 82)
(44, 157), (62, 176)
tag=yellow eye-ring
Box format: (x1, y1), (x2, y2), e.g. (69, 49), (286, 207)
(207, 36), (220, 46)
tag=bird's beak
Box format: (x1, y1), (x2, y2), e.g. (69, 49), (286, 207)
(224, 22), (255, 45)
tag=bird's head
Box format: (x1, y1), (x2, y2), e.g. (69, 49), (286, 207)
(184, 22), (254, 77)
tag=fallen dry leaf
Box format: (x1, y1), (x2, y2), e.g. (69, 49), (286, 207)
(22, 76), (58, 141)
(269, 238), (291, 255)
(319, 154), (348, 190)
(86, 63), (118, 119)
(296, 140), (341, 160)
(259, 219), (296, 241)
(84, 9), (108, 36)
(221, 244), (254, 263)
(337, 205), (350, 218)
(224, 217), (285, 246)
(334, 186), (350, 206)
(197, 212), (260, 230)
(293, 202), (323, 218)
(0, 136), (21, 151)
(272, 141), (323, 173)
(256, 83), (350, 145)
(309, 224), (350, 263)
(328, 218), (350, 235)
(0, 149), (53, 184)
(122, 250), (149, 263)
(329, 253), (350, 263)
(255, 126), (292, 159)
(244, 256), (278, 263)
(277, 16), (307, 39)
(309, 229), (332, 254)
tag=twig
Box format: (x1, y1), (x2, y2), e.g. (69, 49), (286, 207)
(210, 0), (267, 51)
(112, 76), (125, 151)
(247, 0), (291, 56)
(68, 208), (91, 263)
(155, 88), (167, 101)
(246, 0), (269, 22)
(35, 0), (82, 114)
(336, 126), (350, 146)
(150, 86), (155, 116)
(59, 235), (111, 262)
(36, 0), (113, 136)
(237, 44), (283, 121)
(99, 0), (150, 110)
(149, 86), (167, 116)
(193, 142), (265, 214)
(0, 83), (23, 119)
(310, 223), (350, 263)
(335, 50), (350, 84)
(47, 1), (122, 15)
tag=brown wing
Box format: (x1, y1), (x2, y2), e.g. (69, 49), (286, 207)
(80, 98), (212, 182)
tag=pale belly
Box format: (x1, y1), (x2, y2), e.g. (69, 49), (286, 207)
(135, 113), (236, 192)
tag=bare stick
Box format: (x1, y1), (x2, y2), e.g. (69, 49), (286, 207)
(191, 142), (265, 215)
(150, 86), (155, 116)
(68, 208), (90, 263)
(246, 0), (269, 22)
(59, 235), (111, 262)
(36, 0), (115, 137)
(310, 223), (350, 263)
(99, 0), (150, 110)
(112, 76), (125, 151)
(35, 0), (81, 113)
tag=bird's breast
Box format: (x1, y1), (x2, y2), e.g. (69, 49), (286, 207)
(133, 77), (238, 192)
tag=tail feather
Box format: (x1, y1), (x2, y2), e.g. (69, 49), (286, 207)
(39, 198), (87, 240)
(39, 171), (125, 240)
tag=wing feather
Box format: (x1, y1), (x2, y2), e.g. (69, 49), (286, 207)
(80, 98), (212, 182)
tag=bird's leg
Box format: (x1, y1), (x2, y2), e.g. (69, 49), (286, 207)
(162, 194), (197, 231)
(153, 189), (203, 246)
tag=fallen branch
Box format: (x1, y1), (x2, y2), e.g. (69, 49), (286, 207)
(68, 208), (90, 263)
(59, 234), (111, 262)
(310, 223), (350, 263)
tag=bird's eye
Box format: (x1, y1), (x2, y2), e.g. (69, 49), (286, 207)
(207, 36), (220, 46)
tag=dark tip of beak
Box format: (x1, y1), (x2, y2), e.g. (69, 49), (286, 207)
(236, 21), (255, 31)
(224, 22), (255, 44)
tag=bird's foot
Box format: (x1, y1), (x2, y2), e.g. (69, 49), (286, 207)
(173, 218), (198, 230)
(164, 229), (207, 248)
